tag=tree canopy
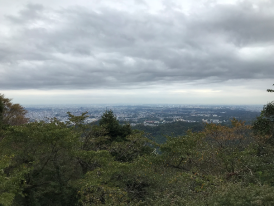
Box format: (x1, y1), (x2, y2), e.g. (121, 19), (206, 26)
(0, 94), (28, 126)
(99, 110), (132, 142)
(1, 88), (274, 205)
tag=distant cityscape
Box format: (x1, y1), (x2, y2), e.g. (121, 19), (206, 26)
(24, 104), (263, 126)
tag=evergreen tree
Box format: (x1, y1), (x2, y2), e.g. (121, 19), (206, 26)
(253, 84), (274, 144)
(99, 110), (131, 142)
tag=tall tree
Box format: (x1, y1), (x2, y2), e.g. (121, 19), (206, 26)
(0, 94), (28, 126)
(253, 84), (274, 144)
(99, 110), (131, 142)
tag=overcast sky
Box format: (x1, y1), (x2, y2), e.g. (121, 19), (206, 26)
(0, 0), (273, 105)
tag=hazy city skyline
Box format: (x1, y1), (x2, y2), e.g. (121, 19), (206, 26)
(0, 0), (273, 105)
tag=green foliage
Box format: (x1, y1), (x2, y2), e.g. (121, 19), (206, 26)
(159, 130), (204, 172)
(2, 111), (273, 206)
(1, 90), (274, 205)
(200, 119), (254, 175)
(0, 94), (28, 126)
(0, 120), (80, 205)
(133, 121), (204, 144)
(0, 155), (30, 206)
(109, 131), (154, 162)
(253, 102), (274, 142)
(206, 183), (274, 206)
(99, 110), (132, 142)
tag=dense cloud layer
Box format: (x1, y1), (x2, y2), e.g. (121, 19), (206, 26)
(0, 0), (274, 91)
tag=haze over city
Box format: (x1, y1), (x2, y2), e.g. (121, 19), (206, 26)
(0, 0), (273, 105)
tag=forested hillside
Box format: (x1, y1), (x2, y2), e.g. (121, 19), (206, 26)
(133, 121), (204, 144)
(132, 111), (259, 144)
(1, 89), (274, 205)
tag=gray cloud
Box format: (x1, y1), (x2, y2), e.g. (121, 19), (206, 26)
(0, 0), (274, 90)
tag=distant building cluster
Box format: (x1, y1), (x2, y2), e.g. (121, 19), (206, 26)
(25, 104), (260, 126)
(202, 119), (222, 124)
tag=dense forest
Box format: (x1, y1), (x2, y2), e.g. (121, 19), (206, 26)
(133, 122), (204, 144)
(1, 87), (274, 205)
(132, 109), (259, 144)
